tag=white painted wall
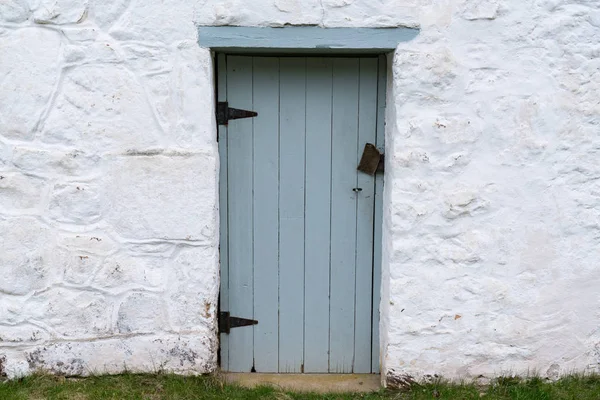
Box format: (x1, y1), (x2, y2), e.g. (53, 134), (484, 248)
(1, 0), (599, 384)
(382, 0), (600, 385)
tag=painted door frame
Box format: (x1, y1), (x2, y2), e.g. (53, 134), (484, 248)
(216, 53), (387, 373)
(199, 24), (421, 374)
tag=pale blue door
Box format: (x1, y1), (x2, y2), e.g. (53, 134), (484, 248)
(218, 55), (384, 373)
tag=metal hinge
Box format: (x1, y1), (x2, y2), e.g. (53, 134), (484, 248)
(219, 311), (258, 334)
(216, 102), (258, 126)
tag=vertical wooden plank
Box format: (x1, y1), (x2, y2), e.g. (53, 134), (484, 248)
(303, 58), (333, 373)
(252, 57), (280, 372)
(278, 57), (306, 373)
(372, 55), (386, 373)
(217, 53), (230, 371)
(226, 55), (254, 372)
(354, 58), (378, 373)
(329, 58), (360, 373)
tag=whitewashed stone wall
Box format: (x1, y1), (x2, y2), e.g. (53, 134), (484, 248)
(1, 0), (599, 385)
(382, 0), (600, 385)
(0, 0), (220, 378)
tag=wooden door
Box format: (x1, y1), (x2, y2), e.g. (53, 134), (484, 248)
(218, 55), (384, 373)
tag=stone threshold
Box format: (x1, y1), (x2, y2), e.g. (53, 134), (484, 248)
(223, 372), (381, 393)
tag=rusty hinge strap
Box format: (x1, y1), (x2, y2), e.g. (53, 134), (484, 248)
(217, 102), (258, 126)
(219, 311), (258, 334)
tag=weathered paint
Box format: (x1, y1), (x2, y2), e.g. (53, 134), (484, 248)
(197, 26), (419, 52)
(0, 0), (599, 386)
(219, 56), (381, 373)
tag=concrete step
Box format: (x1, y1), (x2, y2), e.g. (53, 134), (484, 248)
(223, 373), (381, 393)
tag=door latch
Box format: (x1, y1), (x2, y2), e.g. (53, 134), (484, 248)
(357, 143), (384, 175)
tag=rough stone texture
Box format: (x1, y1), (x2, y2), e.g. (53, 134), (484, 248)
(0, 0), (219, 379)
(381, 0), (600, 385)
(27, 288), (113, 338)
(41, 65), (163, 151)
(49, 183), (102, 224)
(0, 28), (61, 140)
(53, 248), (103, 286)
(92, 253), (167, 290)
(167, 247), (219, 331)
(0, 218), (57, 296)
(101, 151), (218, 241)
(0, 0), (30, 24)
(32, 0), (89, 25)
(116, 292), (168, 334)
(0, 172), (47, 211)
(0, 0), (599, 385)
(12, 146), (101, 178)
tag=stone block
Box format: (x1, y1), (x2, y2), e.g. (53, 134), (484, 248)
(0, 217), (56, 295)
(170, 44), (216, 150)
(461, 0), (499, 21)
(0, 172), (46, 211)
(117, 292), (168, 334)
(50, 248), (102, 285)
(20, 333), (215, 378)
(61, 40), (121, 65)
(88, 0), (130, 29)
(41, 65), (161, 151)
(109, 0), (196, 43)
(27, 288), (112, 338)
(0, 324), (50, 344)
(93, 254), (167, 290)
(48, 183), (102, 224)
(102, 151), (217, 240)
(167, 246), (219, 331)
(59, 25), (100, 42)
(0, 0), (30, 23)
(322, 0), (419, 28)
(0, 295), (29, 325)
(12, 146), (101, 177)
(0, 140), (9, 168)
(442, 189), (490, 220)
(32, 0), (88, 25)
(57, 233), (118, 256)
(0, 29), (61, 140)
(121, 43), (171, 75)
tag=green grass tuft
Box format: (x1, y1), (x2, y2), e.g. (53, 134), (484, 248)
(0, 373), (599, 400)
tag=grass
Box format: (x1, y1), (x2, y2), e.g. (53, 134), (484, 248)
(0, 373), (599, 400)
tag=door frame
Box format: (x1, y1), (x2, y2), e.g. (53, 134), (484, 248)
(215, 53), (387, 373)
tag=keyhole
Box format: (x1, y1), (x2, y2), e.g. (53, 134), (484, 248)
(353, 188), (363, 192)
